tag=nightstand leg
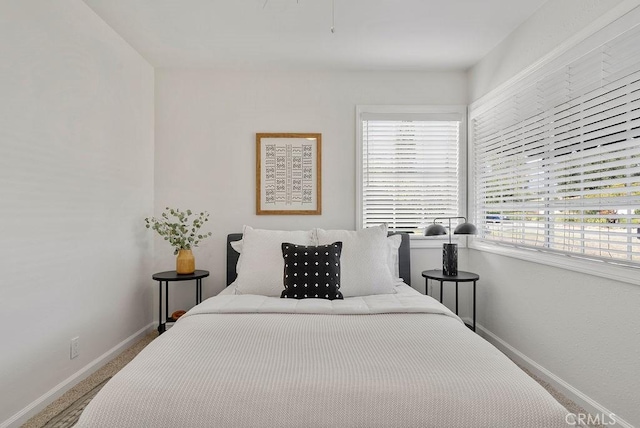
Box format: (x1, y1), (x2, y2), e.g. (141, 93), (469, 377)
(455, 282), (458, 314)
(439, 281), (443, 303)
(158, 281), (162, 334)
(473, 280), (476, 332)
(165, 281), (169, 327)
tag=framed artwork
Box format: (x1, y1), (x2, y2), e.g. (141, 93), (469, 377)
(256, 133), (321, 215)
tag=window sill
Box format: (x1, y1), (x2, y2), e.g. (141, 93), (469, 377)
(409, 235), (469, 249)
(469, 240), (640, 286)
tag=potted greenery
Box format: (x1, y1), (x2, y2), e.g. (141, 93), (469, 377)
(145, 207), (212, 274)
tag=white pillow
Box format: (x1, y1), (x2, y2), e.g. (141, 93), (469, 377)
(316, 224), (396, 297)
(387, 234), (402, 282)
(232, 234), (401, 277)
(233, 226), (316, 296)
(229, 238), (245, 273)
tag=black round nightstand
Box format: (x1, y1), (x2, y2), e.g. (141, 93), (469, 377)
(153, 270), (210, 334)
(422, 269), (479, 331)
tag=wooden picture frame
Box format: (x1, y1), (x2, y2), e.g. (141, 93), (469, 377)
(256, 133), (321, 215)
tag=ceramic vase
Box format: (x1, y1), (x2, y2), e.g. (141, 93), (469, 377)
(176, 249), (195, 274)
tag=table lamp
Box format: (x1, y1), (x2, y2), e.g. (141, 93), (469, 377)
(424, 217), (477, 276)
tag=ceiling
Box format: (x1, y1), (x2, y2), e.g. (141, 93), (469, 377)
(82, 0), (548, 71)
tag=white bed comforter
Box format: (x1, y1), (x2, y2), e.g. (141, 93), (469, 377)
(76, 285), (569, 427)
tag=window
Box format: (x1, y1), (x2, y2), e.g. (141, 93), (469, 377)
(357, 106), (466, 238)
(470, 20), (640, 267)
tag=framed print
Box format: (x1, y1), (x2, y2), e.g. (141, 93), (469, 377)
(256, 133), (321, 215)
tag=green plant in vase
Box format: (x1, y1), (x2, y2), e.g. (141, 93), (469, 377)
(145, 207), (212, 274)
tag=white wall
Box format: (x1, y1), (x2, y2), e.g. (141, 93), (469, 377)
(467, 0), (640, 425)
(468, 0), (629, 100)
(0, 1), (154, 426)
(154, 69), (467, 308)
(468, 251), (640, 425)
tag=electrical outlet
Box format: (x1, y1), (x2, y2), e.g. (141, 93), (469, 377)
(70, 337), (79, 359)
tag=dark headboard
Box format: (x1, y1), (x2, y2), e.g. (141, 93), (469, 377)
(226, 232), (411, 287)
(226, 233), (243, 285)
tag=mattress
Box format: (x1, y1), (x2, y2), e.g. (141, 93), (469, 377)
(76, 285), (569, 427)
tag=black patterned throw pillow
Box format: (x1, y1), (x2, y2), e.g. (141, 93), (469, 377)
(281, 242), (343, 300)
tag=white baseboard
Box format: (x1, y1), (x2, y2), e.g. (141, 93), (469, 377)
(475, 322), (634, 428)
(1, 323), (154, 428)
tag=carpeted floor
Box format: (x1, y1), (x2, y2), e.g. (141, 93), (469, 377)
(515, 366), (606, 428)
(40, 378), (110, 428)
(22, 330), (606, 428)
(22, 331), (158, 428)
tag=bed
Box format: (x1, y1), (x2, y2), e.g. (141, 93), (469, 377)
(76, 226), (570, 427)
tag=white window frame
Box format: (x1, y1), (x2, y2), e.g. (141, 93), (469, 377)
(356, 105), (468, 249)
(468, 6), (640, 286)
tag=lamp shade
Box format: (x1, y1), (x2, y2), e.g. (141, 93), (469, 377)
(424, 223), (447, 236)
(453, 222), (477, 235)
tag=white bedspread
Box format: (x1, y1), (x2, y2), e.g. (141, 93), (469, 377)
(76, 285), (569, 427)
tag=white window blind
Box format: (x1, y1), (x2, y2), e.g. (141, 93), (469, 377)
(471, 22), (640, 266)
(359, 110), (463, 233)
